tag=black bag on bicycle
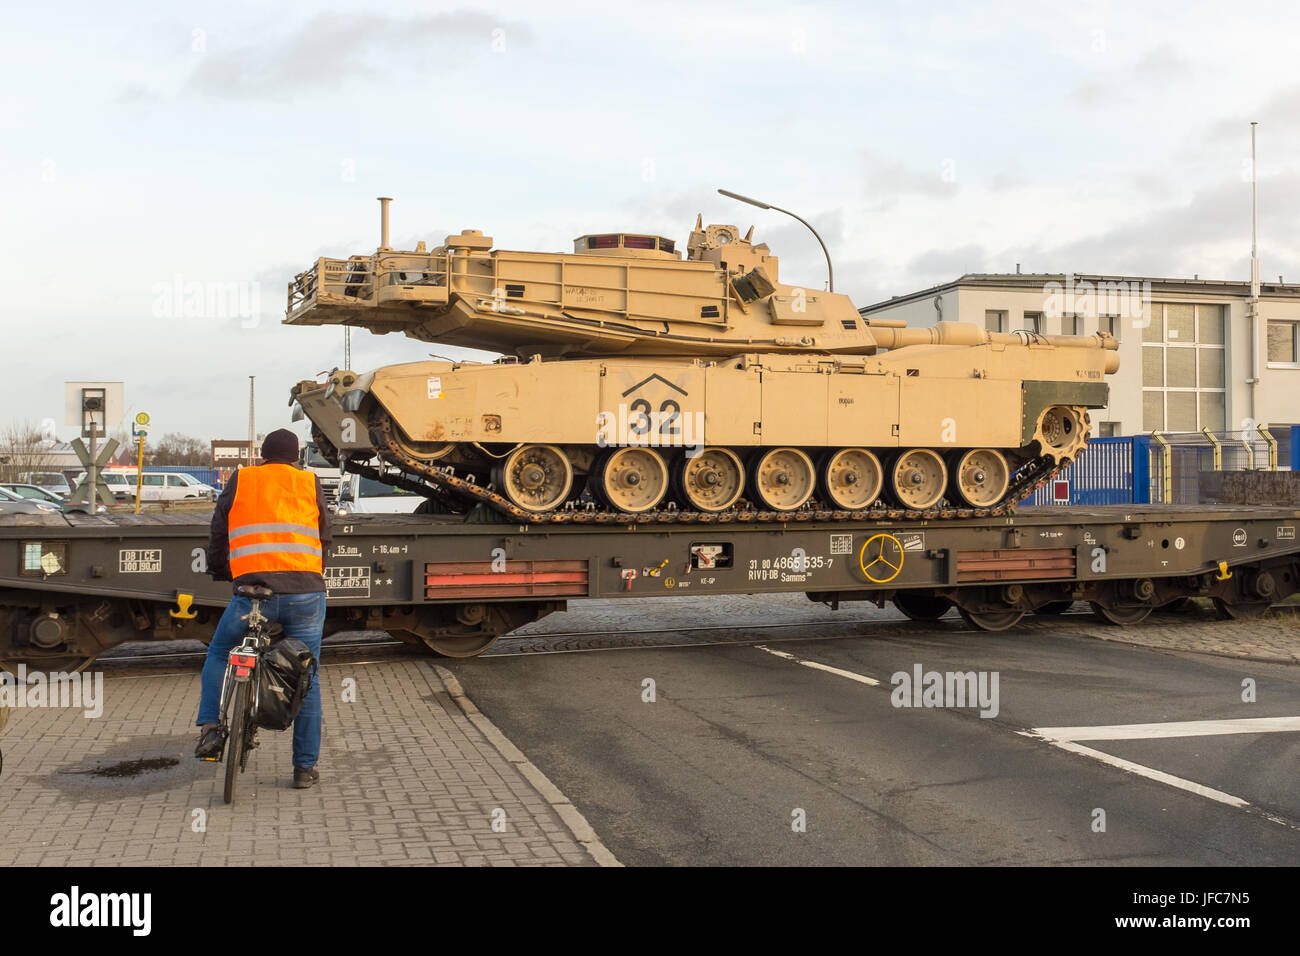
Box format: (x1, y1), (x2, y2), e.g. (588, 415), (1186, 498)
(253, 638), (317, 731)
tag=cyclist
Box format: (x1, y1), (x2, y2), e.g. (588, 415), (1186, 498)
(194, 429), (332, 789)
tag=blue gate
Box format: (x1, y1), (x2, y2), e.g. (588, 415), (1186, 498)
(1025, 436), (1143, 506)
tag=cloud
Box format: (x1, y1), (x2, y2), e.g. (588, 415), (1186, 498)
(860, 150), (958, 210)
(183, 11), (528, 100)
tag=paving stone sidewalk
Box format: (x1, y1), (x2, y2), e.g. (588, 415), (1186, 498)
(0, 660), (601, 866)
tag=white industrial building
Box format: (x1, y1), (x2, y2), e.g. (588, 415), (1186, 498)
(859, 273), (1300, 439)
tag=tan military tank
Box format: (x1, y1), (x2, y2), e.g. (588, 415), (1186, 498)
(286, 199), (1118, 520)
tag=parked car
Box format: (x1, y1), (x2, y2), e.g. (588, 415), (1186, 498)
(0, 486), (62, 514)
(335, 474), (423, 515)
(1, 483), (67, 504)
(119, 471), (216, 502)
(72, 470), (136, 501)
(18, 471), (74, 497)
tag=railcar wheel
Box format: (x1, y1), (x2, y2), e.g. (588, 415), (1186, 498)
(750, 448), (816, 511)
(418, 633), (501, 658)
(894, 592), (953, 621)
(677, 447), (745, 512)
(957, 607), (1025, 631)
(594, 447), (668, 514)
(1033, 601), (1075, 615)
(494, 444), (573, 512)
(1089, 602), (1153, 625)
(888, 449), (947, 510)
(1212, 598), (1271, 621)
(821, 448), (883, 510)
(949, 448), (1010, 508)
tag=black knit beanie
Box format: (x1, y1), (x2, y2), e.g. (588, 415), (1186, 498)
(261, 428), (299, 464)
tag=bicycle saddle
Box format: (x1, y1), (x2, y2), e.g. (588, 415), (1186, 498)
(234, 584), (274, 600)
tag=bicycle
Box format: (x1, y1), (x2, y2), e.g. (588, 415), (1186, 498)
(212, 584), (276, 804)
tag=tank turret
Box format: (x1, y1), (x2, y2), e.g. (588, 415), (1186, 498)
(287, 199), (1118, 519)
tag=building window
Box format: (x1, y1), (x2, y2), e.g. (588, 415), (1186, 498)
(1097, 422), (1119, 437)
(1021, 312), (1042, 333)
(985, 310), (1006, 333)
(1268, 320), (1300, 366)
(1099, 314), (1120, 341)
(1063, 314), (1082, 336)
(1141, 303), (1226, 432)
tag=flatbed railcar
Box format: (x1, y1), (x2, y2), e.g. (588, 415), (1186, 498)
(1, 505), (1297, 672)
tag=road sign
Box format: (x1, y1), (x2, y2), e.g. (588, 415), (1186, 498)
(134, 411), (150, 426)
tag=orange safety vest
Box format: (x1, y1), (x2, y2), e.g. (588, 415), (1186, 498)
(227, 464), (323, 579)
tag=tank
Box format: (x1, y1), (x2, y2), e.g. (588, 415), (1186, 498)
(286, 199), (1119, 519)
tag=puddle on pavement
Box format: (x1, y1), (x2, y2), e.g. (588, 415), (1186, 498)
(47, 734), (206, 795)
(64, 756), (180, 778)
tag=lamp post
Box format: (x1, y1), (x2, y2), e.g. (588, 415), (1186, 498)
(717, 188), (834, 292)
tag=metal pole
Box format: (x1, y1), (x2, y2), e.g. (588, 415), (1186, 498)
(717, 188), (834, 292)
(88, 421), (98, 513)
(248, 375), (256, 466)
(1248, 122), (1259, 420)
(135, 435), (145, 514)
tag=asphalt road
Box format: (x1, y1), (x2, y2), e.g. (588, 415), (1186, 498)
(446, 619), (1300, 866)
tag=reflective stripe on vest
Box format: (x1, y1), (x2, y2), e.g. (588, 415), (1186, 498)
(226, 464), (323, 578)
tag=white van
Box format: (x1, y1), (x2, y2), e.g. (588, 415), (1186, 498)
(72, 470), (136, 501)
(124, 472), (216, 501)
(335, 474), (423, 514)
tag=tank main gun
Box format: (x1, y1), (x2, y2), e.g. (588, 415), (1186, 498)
(286, 199), (1118, 366)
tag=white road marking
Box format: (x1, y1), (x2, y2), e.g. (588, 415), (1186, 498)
(755, 645), (881, 686)
(1022, 720), (1300, 832)
(1032, 716), (1300, 742)
(755, 642), (1300, 831)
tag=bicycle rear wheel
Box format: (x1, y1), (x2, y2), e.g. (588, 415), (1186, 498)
(224, 681), (251, 804)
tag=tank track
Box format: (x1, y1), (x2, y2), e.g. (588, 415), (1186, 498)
(314, 421), (1069, 525)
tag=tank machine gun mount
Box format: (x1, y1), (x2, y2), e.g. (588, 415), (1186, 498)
(287, 199), (1119, 521)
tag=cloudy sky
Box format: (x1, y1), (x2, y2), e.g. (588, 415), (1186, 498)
(4, 0), (1298, 442)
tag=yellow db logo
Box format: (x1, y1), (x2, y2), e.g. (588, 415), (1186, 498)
(858, 533), (904, 584)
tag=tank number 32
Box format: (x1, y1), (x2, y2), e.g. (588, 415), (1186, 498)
(629, 399), (681, 437)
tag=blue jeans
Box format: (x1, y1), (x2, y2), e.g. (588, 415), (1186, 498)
(196, 592), (326, 769)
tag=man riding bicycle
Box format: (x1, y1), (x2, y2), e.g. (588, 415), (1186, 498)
(194, 428), (332, 789)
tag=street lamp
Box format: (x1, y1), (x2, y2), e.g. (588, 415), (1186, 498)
(717, 188), (834, 292)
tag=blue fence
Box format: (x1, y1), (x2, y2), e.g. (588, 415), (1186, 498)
(1026, 436), (1143, 506)
(1026, 426), (1300, 506)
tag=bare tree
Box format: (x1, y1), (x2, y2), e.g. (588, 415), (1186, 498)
(0, 421), (61, 483)
(150, 433), (209, 466)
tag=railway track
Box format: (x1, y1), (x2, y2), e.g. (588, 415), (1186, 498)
(89, 598), (1295, 672)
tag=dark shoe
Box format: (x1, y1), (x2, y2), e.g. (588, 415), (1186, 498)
(293, 766), (319, 789)
(195, 725), (223, 760)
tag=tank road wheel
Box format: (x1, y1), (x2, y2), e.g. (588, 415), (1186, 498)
(749, 448), (816, 511)
(957, 607), (1025, 632)
(1089, 602), (1153, 626)
(894, 592), (953, 621)
(821, 448), (884, 510)
(1035, 405), (1089, 463)
(595, 448), (669, 514)
(887, 449), (948, 510)
(677, 447), (745, 512)
(494, 444), (573, 512)
(949, 448), (1010, 508)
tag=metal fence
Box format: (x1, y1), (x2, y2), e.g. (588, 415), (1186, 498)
(1026, 426), (1299, 506)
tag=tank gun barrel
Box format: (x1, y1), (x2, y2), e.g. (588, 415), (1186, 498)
(867, 321), (1119, 372)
